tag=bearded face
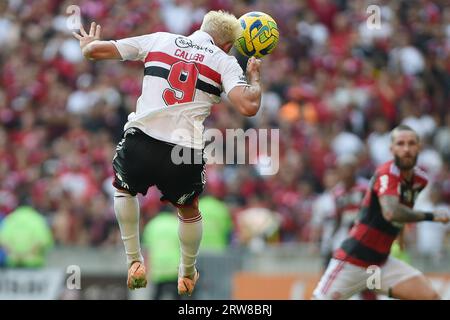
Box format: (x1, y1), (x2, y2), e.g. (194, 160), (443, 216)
(390, 130), (420, 171)
(394, 154), (418, 170)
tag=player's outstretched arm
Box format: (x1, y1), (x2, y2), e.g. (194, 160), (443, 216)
(73, 22), (121, 60)
(228, 57), (262, 117)
(380, 195), (450, 223)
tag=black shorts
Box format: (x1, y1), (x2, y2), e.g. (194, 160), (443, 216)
(112, 127), (205, 206)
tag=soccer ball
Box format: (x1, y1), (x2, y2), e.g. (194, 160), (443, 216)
(234, 11), (279, 58)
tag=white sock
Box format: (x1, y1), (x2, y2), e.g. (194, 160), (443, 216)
(114, 189), (143, 267)
(178, 212), (203, 277)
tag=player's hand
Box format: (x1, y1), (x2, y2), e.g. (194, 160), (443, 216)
(73, 22), (102, 52)
(433, 210), (450, 224)
(246, 56), (262, 83)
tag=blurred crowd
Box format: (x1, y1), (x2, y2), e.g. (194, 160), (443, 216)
(0, 0), (449, 255)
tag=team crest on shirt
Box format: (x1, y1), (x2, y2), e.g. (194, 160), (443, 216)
(402, 189), (412, 203)
(400, 184), (423, 205)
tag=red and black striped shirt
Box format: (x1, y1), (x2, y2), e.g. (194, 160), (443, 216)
(334, 160), (428, 267)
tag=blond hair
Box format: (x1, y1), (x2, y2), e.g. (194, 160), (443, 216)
(200, 10), (242, 46)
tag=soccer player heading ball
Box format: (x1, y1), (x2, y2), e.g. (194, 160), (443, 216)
(313, 125), (450, 300)
(73, 11), (263, 295)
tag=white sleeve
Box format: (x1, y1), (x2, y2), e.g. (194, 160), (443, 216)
(220, 56), (248, 95)
(110, 33), (160, 61)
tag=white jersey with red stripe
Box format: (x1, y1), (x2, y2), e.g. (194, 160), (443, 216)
(111, 31), (248, 149)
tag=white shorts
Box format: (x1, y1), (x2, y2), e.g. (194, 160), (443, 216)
(312, 257), (422, 300)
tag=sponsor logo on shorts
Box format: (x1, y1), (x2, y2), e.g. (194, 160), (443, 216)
(115, 172), (129, 190)
(177, 191), (195, 205)
(116, 139), (125, 152)
(200, 168), (206, 185)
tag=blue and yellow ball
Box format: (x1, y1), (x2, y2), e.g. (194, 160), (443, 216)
(235, 11), (279, 58)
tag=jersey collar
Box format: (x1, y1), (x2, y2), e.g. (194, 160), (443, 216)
(189, 30), (215, 46)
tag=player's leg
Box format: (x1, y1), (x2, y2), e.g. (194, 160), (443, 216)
(113, 188), (146, 289)
(112, 128), (150, 289)
(391, 275), (440, 300)
(380, 256), (440, 300)
(176, 199), (202, 296)
(157, 146), (206, 296)
(312, 259), (368, 300)
(113, 188), (143, 266)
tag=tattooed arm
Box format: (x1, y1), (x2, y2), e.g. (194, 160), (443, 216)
(228, 57), (262, 116)
(379, 195), (449, 223)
